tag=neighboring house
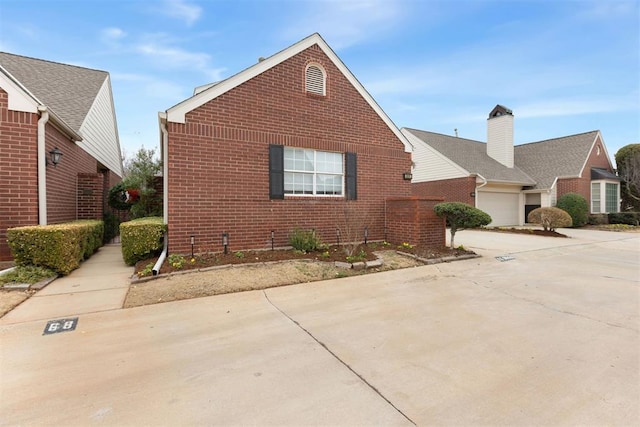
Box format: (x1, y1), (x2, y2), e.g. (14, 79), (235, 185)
(159, 33), (438, 256)
(0, 52), (123, 261)
(405, 105), (619, 226)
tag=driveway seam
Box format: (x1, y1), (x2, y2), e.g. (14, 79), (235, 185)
(262, 290), (416, 426)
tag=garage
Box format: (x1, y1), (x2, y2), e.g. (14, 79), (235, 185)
(477, 191), (520, 226)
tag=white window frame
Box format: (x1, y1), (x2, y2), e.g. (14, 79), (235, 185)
(284, 147), (343, 197)
(591, 180), (620, 213)
(305, 63), (326, 96)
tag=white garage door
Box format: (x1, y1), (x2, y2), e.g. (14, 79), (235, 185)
(477, 192), (520, 226)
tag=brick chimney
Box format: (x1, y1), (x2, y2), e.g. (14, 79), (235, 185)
(487, 105), (514, 168)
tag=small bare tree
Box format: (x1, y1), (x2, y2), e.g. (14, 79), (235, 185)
(336, 203), (371, 256)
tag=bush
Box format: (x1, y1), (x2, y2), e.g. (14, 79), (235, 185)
(434, 202), (492, 248)
(556, 193), (589, 227)
(608, 212), (640, 225)
(288, 228), (322, 252)
(588, 214), (608, 225)
(7, 220), (103, 275)
(527, 207), (572, 231)
(120, 217), (166, 265)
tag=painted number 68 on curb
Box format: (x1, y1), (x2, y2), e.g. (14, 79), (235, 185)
(43, 317), (78, 335)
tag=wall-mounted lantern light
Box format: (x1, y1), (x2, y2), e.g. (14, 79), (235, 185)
(46, 147), (63, 167)
(403, 172), (412, 180)
(470, 192), (476, 198)
(222, 232), (229, 254)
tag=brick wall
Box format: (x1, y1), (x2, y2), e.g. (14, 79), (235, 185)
(45, 122), (97, 224)
(167, 44), (414, 255)
(412, 176), (476, 205)
(385, 197), (446, 248)
(557, 136), (613, 202)
(0, 89), (38, 261)
(77, 173), (104, 220)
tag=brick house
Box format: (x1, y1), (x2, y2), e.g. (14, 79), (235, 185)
(405, 105), (620, 226)
(159, 33), (445, 255)
(0, 53), (123, 261)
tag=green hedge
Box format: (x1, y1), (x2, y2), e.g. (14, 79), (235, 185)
(120, 217), (166, 266)
(608, 212), (640, 225)
(7, 220), (104, 276)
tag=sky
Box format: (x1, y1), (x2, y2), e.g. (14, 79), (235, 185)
(0, 0), (638, 165)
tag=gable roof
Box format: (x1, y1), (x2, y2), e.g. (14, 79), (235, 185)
(163, 33), (412, 153)
(514, 131), (601, 189)
(403, 128), (536, 185)
(0, 52), (108, 134)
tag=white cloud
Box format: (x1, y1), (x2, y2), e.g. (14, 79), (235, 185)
(159, 0), (202, 26)
(101, 27), (126, 41)
(515, 97), (639, 119)
(134, 41), (225, 81)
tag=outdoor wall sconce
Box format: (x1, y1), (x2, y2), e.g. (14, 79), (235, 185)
(336, 228), (340, 245)
(364, 226), (368, 245)
(271, 230), (275, 251)
(403, 172), (412, 180)
(470, 192), (476, 198)
(46, 147), (63, 167)
(222, 232), (229, 254)
(190, 235), (195, 258)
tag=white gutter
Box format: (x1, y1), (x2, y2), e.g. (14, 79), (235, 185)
(152, 113), (170, 276)
(37, 106), (49, 225)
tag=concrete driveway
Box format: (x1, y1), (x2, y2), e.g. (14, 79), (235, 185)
(1, 229), (638, 425)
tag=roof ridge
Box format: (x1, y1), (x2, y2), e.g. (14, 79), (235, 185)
(0, 51), (107, 74)
(516, 130), (599, 147)
(403, 127), (484, 144)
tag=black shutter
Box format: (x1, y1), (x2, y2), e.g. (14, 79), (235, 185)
(346, 152), (357, 200)
(269, 144), (284, 199)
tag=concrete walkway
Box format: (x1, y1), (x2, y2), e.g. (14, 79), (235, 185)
(0, 244), (133, 325)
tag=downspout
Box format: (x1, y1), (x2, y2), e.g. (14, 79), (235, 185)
(152, 115), (170, 275)
(474, 173), (488, 208)
(37, 106), (49, 225)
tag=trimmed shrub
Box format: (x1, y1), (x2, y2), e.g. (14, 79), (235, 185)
(527, 207), (572, 231)
(556, 193), (589, 227)
(608, 212), (640, 225)
(288, 228), (322, 252)
(434, 202), (492, 248)
(7, 220), (104, 275)
(120, 217), (166, 265)
(587, 214), (608, 225)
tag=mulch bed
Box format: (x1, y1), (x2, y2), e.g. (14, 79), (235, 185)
(484, 227), (568, 238)
(135, 242), (473, 276)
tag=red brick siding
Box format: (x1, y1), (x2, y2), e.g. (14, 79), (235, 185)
(386, 197), (446, 248)
(557, 136), (613, 202)
(167, 45), (414, 255)
(77, 173), (104, 220)
(412, 177), (476, 205)
(45, 123), (97, 224)
(0, 89), (38, 260)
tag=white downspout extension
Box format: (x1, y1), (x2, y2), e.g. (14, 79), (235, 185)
(475, 173), (488, 208)
(37, 106), (49, 225)
(152, 116), (169, 276)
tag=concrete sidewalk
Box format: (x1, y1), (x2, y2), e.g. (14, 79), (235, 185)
(0, 244), (133, 325)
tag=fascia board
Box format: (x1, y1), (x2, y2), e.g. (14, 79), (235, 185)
(402, 129), (470, 176)
(0, 65), (39, 112)
(165, 33), (413, 153)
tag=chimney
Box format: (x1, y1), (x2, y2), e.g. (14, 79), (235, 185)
(487, 105), (514, 168)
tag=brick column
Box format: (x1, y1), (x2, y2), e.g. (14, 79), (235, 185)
(386, 197), (445, 248)
(77, 173), (104, 220)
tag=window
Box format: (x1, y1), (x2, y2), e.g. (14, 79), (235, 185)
(606, 183), (618, 213)
(591, 182), (601, 213)
(284, 148), (343, 195)
(591, 181), (620, 213)
(305, 64), (326, 95)
(269, 145), (356, 200)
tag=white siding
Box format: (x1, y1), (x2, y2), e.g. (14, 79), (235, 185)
(403, 131), (468, 182)
(78, 77), (123, 176)
(487, 114), (514, 168)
